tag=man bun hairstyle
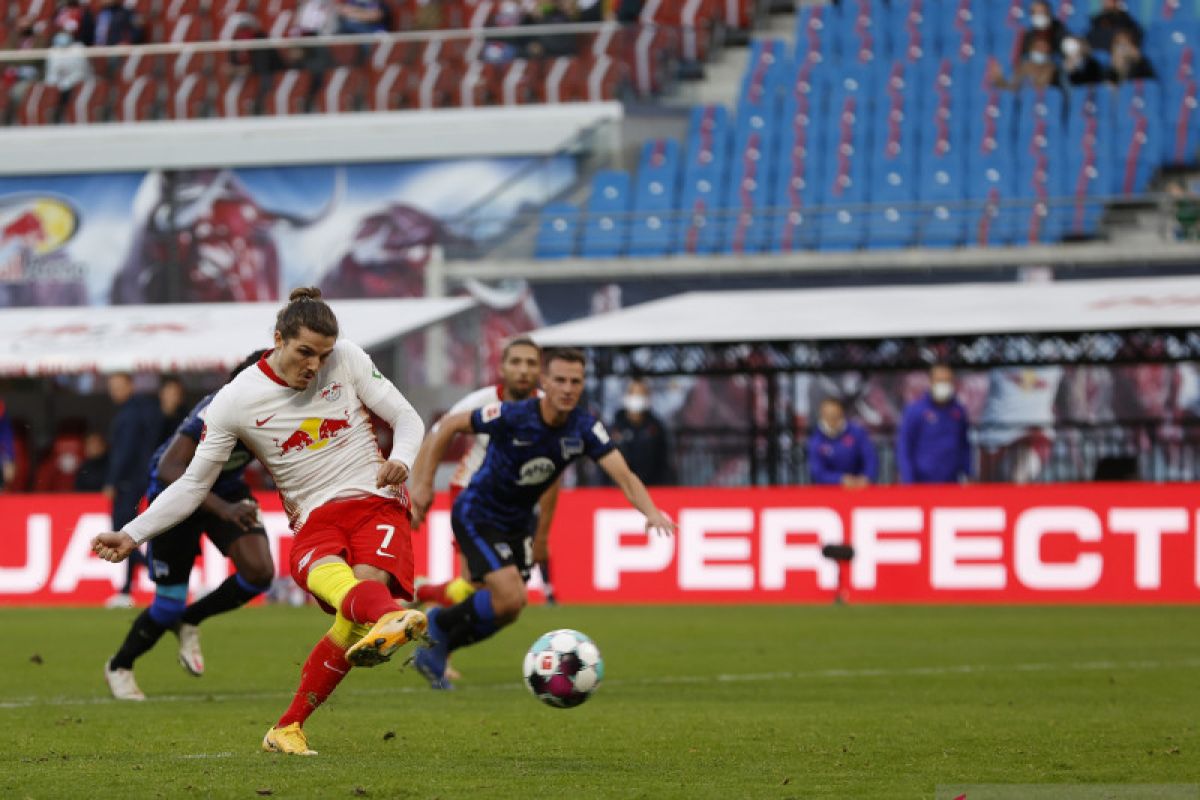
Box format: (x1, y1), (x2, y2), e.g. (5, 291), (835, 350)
(276, 286), (339, 341)
(544, 346), (586, 369)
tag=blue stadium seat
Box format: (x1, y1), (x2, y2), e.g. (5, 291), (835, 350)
(534, 203), (580, 259)
(629, 139), (681, 256)
(1163, 81), (1200, 164)
(580, 170), (630, 258)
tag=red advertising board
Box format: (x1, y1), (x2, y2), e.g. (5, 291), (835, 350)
(1, 484), (1198, 605)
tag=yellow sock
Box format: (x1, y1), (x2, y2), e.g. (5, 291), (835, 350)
(326, 613), (357, 649)
(445, 577), (476, 605)
(308, 561), (359, 612)
(349, 622), (372, 643)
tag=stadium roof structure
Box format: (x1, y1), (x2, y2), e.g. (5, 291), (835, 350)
(532, 276), (1200, 375)
(0, 297), (476, 376)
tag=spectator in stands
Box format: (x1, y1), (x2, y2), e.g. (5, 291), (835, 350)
(1168, 179), (1200, 240)
(577, 0), (606, 23)
(523, 0), (581, 59)
(336, 0), (388, 34)
(1107, 29), (1154, 82)
(897, 363), (972, 485)
(1087, 0), (1143, 54)
(482, 1), (527, 64)
(92, 0), (143, 47)
(45, 31), (92, 123)
(0, 399), (15, 491)
(158, 375), (187, 445)
(227, 17), (285, 79)
(807, 397), (878, 488)
(615, 0), (644, 23)
(1019, 1), (1066, 61)
(2, 16), (47, 123)
(295, 0), (339, 36)
(989, 37), (1060, 90)
(74, 432), (110, 493)
(104, 373), (162, 609)
(53, 0), (94, 46)
(1062, 35), (1106, 86)
(610, 378), (674, 486)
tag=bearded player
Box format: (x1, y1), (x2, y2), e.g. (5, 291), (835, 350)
(408, 347), (675, 690)
(412, 335), (560, 611)
(92, 287), (427, 756)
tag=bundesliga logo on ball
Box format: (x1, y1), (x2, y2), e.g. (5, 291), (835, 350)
(522, 629), (604, 708)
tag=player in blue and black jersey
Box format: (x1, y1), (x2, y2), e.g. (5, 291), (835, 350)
(408, 347), (675, 690)
(103, 350), (276, 701)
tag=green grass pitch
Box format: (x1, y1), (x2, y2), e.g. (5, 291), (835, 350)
(1, 605), (1197, 799)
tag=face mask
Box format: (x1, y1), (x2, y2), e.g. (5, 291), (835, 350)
(1030, 13), (1050, 29)
(819, 420), (845, 438)
(1029, 50), (1049, 64)
(623, 395), (649, 415)
(1062, 38), (1080, 58)
(931, 382), (955, 403)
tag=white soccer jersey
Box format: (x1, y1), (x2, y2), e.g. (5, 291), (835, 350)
(441, 384), (503, 489)
(124, 340), (424, 542)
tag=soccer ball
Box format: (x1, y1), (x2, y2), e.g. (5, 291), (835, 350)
(522, 629), (604, 708)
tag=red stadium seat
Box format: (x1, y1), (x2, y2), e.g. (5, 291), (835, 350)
(720, 0), (753, 32)
(410, 62), (457, 108)
(114, 75), (157, 121)
(629, 25), (676, 95)
(64, 77), (110, 123)
(262, 9), (294, 38)
(489, 58), (535, 105)
(19, 82), (59, 125)
(163, 0), (201, 19)
(371, 37), (417, 70)
(315, 66), (365, 113)
(467, 0), (494, 28)
(118, 48), (155, 84)
(584, 54), (624, 102)
(370, 63), (409, 110)
(215, 72), (261, 117)
(14, 0), (53, 23)
(268, 69), (313, 115)
(457, 59), (488, 107)
(540, 56), (585, 104)
(169, 72), (208, 118)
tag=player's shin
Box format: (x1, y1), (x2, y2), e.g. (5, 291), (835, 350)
(179, 572), (269, 627)
(276, 615), (355, 729)
(435, 590), (502, 652)
(109, 585), (186, 669)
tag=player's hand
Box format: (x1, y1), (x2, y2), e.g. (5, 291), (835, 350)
(645, 510), (676, 537)
(409, 483), (433, 528)
(92, 532), (137, 563)
(219, 498), (261, 532)
(376, 459), (409, 489)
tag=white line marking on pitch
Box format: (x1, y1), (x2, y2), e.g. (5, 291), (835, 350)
(3, 657), (1199, 711)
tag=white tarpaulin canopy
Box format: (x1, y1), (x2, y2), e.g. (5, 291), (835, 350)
(532, 277), (1200, 347)
(0, 297), (475, 375)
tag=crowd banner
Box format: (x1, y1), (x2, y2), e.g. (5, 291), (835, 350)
(0, 485), (1198, 605)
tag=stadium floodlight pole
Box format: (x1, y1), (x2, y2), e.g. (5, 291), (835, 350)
(821, 544), (855, 605)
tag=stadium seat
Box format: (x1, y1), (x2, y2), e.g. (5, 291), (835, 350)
(315, 67), (365, 113)
(32, 433), (85, 493)
(168, 72), (208, 119)
(63, 77), (110, 124)
(114, 75), (157, 122)
(19, 83), (59, 126)
(410, 63), (457, 109)
(540, 57), (586, 104)
(370, 64), (409, 111)
(581, 170), (631, 257)
(629, 139), (681, 256)
(534, 202), (581, 259)
(268, 69), (313, 115)
(215, 73), (261, 117)
(492, 59), (536, 105)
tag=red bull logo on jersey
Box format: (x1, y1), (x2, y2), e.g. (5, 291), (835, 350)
(275, 415), (353, 455)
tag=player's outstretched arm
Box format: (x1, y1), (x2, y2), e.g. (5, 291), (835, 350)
(409, 410), (475, 527)
(596, 450), (676, 536)
(158, 433), (259, 531)
(91, 455), (224, 562)
(533, 476), (563, 562)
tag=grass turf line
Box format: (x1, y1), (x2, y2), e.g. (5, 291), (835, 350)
(1, 605), (1197, 799)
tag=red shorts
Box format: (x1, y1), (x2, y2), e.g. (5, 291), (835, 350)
(290, 495), (415, 614)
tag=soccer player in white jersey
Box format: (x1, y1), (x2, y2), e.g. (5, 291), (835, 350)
(411, 335), (561, 609)
(92, 287), (427, 757)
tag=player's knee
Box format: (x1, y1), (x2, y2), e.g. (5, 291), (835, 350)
(492, 585), (527, 620)
(237, 563), (275, 590)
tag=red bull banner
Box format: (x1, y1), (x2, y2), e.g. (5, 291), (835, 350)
(1, 484), (1199, 605)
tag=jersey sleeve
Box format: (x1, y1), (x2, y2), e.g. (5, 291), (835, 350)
(192, 387), (240, 466)
(434, 386), (496, 433)
(175, 396), (213, 443)
(471, 401), (512, 437)
(583, 416), (617, 460)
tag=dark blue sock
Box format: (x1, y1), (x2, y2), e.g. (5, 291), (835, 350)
(442, 590), (501, 652)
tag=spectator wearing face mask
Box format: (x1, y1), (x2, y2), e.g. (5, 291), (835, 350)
(1019, 1), (1066, 61)
(1087, 0), (1143, 54)
(806, 397), (878, 488)
(989, 37), (1060, 90)
(1107, 29), (1154, 82)
(897, 363), (973, 485)
(45, 30), (92, 122)
(1062, 35), (1105, 85)
(609, 378), (674, 486)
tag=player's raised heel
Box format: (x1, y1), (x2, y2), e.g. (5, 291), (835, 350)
(262, 723), (317, 756)
(345, 608), (427, 668)
(175, 623), (204, 677)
